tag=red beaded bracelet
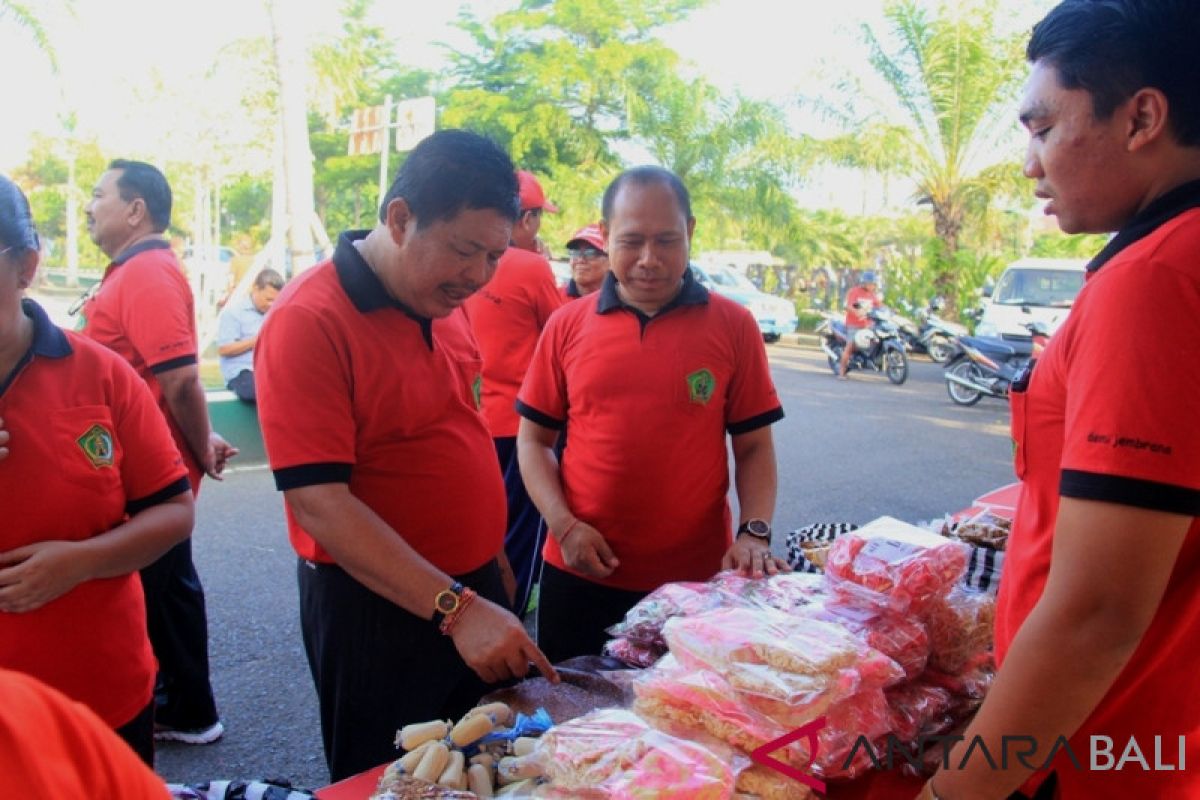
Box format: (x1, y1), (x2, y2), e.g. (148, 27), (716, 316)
(439, 587), (477, 636)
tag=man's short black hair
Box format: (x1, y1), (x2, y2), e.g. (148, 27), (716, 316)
(378, 130), (519, 229)
(601, 166), (693, 224)
(108, 159), (173, 233)
(1027, 0), (1200, 146)
(0, 174), (39, 254)
(253, 268), (285, 291)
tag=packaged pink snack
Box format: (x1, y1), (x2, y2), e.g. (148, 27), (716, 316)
(605, 581), (744, 649)
(803, 601), (931, 680)
(603, 637), (666, 669)
(884, 682), (956, 744)
(820, 688), (894, 781)
(825, 517), (970, 614)
(663, 608), (902, 706)
(740, 572), (828, 614)
(528, 708), (736, 799)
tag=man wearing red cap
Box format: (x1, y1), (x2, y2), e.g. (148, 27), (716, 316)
(465, 170), (564, 617)
(562, 223), (608, 300)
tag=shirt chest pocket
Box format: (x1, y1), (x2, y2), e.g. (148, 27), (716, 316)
(52, 406), (125, 495)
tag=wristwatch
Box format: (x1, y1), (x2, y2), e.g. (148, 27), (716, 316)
(431, 581), (465, 629)
(737, 518), (772, 545)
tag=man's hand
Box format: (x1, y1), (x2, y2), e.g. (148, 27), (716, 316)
(0, 541), (87, 613)
(721, 534), (790, 578)
(0, 416), (9, 461)
(450, 596), (559, 685)
(205, 432), (239, 479)
(559, 522), (619, 579)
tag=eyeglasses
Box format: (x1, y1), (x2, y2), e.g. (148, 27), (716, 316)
(568, 247), (605, 260)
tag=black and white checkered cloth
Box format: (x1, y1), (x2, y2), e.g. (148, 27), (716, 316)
(784, 522), (859, 572)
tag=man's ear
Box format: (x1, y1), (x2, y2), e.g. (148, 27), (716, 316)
(1127, 87), (1170, 152)
(384, 198), (414, 246)
(127, 197), (149, 230)
(686, 216), (696, 244)
(15, 248), (39, 289)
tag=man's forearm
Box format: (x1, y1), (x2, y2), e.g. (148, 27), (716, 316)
(516, 429), (574, 533)
(159, 371), (213, 463)
(217, 337), (255, 357)
(732, 429), (777, 524)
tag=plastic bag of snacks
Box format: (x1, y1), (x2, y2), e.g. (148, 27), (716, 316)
(605, 581), (743, 649)
(919, 586), (996, 674)
(738, 572), (828, 614)
(603, 636), (665, 668)
(824, 517), (969, 615)
(784, 522), (859, 573)
(884, 682), (956, 745)
(802, 601), (931, 680)
(663, 607), (904, 708)
(522, 708), (736, 799)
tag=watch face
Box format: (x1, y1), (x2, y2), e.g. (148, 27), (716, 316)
(746, 519), (771, 536)
(435, 590), (460, 614)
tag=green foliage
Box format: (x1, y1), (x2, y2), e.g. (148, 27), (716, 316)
(1030, 231), (1108, 259)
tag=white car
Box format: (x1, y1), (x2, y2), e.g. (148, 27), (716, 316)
(690, 263), (798, 342)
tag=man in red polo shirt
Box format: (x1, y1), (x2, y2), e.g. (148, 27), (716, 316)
(837, 271), (881, 379)
(920, 3), (1200, 799)
(255, 130), (555, 781)
(561, 223), (608, 300)
(516, 166), (789, 663)
(464, 170), (563, 618)
(81, 159), (230, 745)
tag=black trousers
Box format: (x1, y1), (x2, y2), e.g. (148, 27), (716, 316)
(494, 436), (546, 618)
(227, 369), (257, 403)
(115, 700), (155, 767)
(298, 558), (508, 782)
(141, 537), (219, 729)
(536, 563), (649, 664)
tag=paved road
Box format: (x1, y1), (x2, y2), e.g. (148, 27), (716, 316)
(156, 342), (1017, 790)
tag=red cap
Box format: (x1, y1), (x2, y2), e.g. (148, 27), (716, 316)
(565, 223), (605, 253)
(516, 170), (559, 213)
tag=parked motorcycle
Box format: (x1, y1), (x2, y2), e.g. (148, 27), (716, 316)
(943, 321), (1050, 405)
(817, 307), (909, 385)
(897, 298), (967, 363)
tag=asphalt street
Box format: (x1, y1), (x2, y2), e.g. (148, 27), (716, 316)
(155, 341), (1018, 790)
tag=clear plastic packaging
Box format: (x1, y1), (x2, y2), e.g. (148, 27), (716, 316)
(802, 601), (931, 680)
(824, 517), (970, 614)
(605, 581), (744, 649)
(525, 708), (736, 799)
(919, 586), (995, 674)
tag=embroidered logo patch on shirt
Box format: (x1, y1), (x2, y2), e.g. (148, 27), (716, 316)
(77, 423), (115, 469)
(687, 368), (716, 405)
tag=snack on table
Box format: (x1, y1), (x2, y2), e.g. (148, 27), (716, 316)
(951, 509), (1011, 550)
(739, 572), (828, 614)
(371, 774), (477, 800)
(825, 517), (969, 614)
(804, 602), (931, 680)
(606, 581), (743, 649)
(734, 765), (816, 800)
(920, 586), (995, 674)
(664, 607), (903, 705)
(884, 682), (956, 744)
(603, 636), (666, 668)
(529, 708), (735, 799)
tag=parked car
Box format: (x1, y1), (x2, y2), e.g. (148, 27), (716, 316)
(690, 263), (798, 342)
(974, 257), (1086, 339)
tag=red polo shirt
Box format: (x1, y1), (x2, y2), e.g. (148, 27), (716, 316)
(559, 279), (584, 302)
(81, 239), (202, 489)
(0, 668), (170, 799)
(998, 185), (1200, 799)
(0, 300), (189, 729)
(464, 246), (563, 438)
(255, 231), (505, 575)
(517, 271), (784, 591)
(844, 285), (880, 327)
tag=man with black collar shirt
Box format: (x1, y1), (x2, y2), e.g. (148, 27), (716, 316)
(254, 130), (556, 782)
(516, 166), (789, 664)
(918, 3), (1200, 799)
(81, 159), (230, 746)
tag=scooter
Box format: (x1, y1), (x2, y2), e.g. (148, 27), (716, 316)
(817, 307), (909, 385)
(943, 321), (1050, 405)
(897, 299), (967, 363)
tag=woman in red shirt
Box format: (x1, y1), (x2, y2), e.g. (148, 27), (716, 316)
(0, 175), (194, 765)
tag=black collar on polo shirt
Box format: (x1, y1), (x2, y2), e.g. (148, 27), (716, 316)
(566, 278), (582, 298)
(597, 268), (708, 333)
(1, 299), (72, 397)
(1088, 178), (1200, 273)
(333, 229), (435, 349)
(111, 237), (171, 268)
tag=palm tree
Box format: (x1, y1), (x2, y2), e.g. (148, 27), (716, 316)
(2, 1), (60, 72)
(855, 0), (1028, 255)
